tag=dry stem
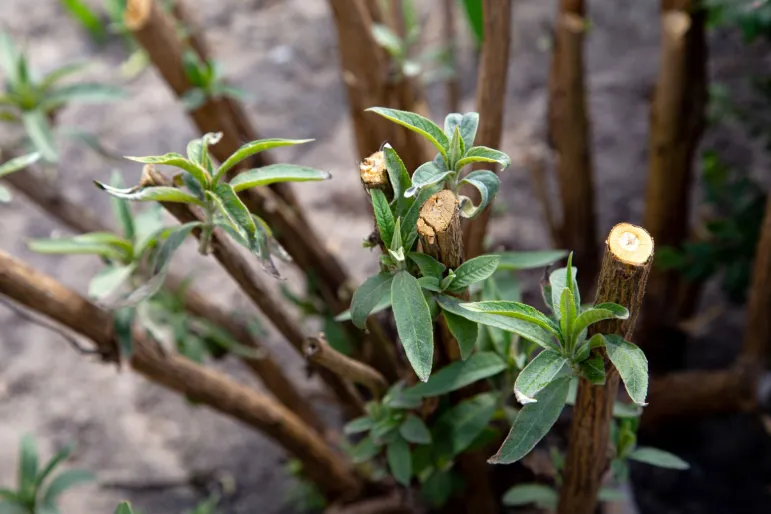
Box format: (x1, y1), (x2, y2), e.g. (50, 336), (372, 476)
(304, 334), (389, 398)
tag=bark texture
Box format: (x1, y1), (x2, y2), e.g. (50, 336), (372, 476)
(418, 190), (464, 270)
(304, 334), (389, 397)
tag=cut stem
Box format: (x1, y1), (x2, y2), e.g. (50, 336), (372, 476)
(304, 334), (389, 398)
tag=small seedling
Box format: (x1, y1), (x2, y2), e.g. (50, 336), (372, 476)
(180, 51), (248, 111)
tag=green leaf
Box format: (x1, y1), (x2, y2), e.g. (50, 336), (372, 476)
(514, 350), (571, 404)
(132, 204), (164, 254)
(366, 107), (449, 159)
(18, 435), (38, 495)
(399, 415), (431, 445)
(459, 300), (560, 337)
(334, 293), (391, 322)
(559, 288), (577, 344)
(433, 392), (496, 458)
(41, 83), (124, 110)
(59, 0), (106, 43)
(109, 172), (135, 241)
(598, 487), (627, 503)
(186, 132), (220, 172)
(0, 184), (11, 203)
(350, 436), (380, 464)
(392, 271), (434, 382)
(502, 484), (558, 509)
(456, 146), (511, 170)
(628, 447), (689, 470)
(0, 503), (27, 514)
(35, 444), (73, 488)
(497, 250), (568, 270)
(406, 351), (505, 397)
(124, 153), (210, 187)
(444, 113), (462, 139)
(41, 469), (94, 506)
(458, 170), (500, 219)
(603, 334), (648, 406)
(459, 113), (479, 149)
(550, 265), (580, 320)
(448, 125), (464, 169)
(572, 303), (629, 341)
(460, 0), (484, 46)
(383, 382), (422, 409)
(350, 272), (394, 329)
(442, 309), (478, 360)
(180, 88), (207, 111)
(447, 255), (500, 292)
(94, 182), (204, 206)
(344, 416), (374, 435)
(88, 265), (135, 299)
(229, 163), (331, 192)
(407, 252), (445, 279)
(0, 152), (40, 178)
(437, 295), (559, 353)
(216, 138), (314, 180)
(213, 183), (256, 244)
(488, 376), (570, 464)
(0, 32), (21, 86)
(28, 234), (129, 261)
(386, 437), (412, 486)
(371, 189), (395, 247)
(113, 307), (134, 359)
(114, 502), (134, 514)
(382, 145), (412, 208)
(22, 110), (58, 162)
(371, 23), (403, 55)
(579, 353), (606, 385)
(39, 62), (89, 90)
(405, 161), (453, 197)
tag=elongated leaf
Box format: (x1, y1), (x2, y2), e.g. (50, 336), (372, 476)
(343, 417), (373, 435)
(88, 264), (135, 299)
(628, 447), (689, 470)
(41, 469), (94, 506)
(406, 351), (505, 397)
(0, 32), (21, 85)
(18, 435), (38, 494)
(488, 376), (571, 464)
(502, 484), (558, 509)
(124, 153), (209, 187)
(580, 353), (606, 385)
(186, 132), (220, 172)
(405, 160), (453, 197)
(514, 350), (571, 404)
(442, 309), (478, 360)
(444, 113), (462, 138)
(386, 437), (412, 486)
(456, 146), (511, 170)
(229, 163), (331, 192)
(28, 236), (129, 261)
(214, 183), (256, 242)
(392, 271), (434, 382)
(407, 252), (445, 279)
(497, 250), (568, 270)
(549, 266), (579, 321)
(35, 444), (73, 488)
(0, 152), (40, 178)
(109, 172), (135, 241)
(350, 436), (380, 464)
(59, 0), (106, 43)
(216, 138), (313, 179)
(382, 145), (412, 209)
(459, 112), (479, 149)
(438, 295), (559, 353)
(94, 182), (204, 206)
(22, 110), (58, 162)
(371, 189), (395, 247)
(433, 392), (496, 458)
(418, 276), (442, 292)
(572, 303), (629, 340)
(334, 293), (391, 322)
(460, 300), (560, 336)
(448, 125), (464, 168)
(458, 170), (500, 219)
(399, 415), (431, 444)
(39, 62), (89, 90)
(460, 0), (483, 46)
(350, 273), (394, 329)
(114, 502), (134, 514)
(559, 288), (576, 344)
(447, 254), (500, 292)
(603, 334), (648, 406)
(42, 83), (124, 110)
(366, 107), (449, 159)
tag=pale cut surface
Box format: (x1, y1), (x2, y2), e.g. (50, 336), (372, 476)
(607, 223), (653, 265)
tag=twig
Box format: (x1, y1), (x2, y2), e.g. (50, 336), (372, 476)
(304, 334), (389, 398)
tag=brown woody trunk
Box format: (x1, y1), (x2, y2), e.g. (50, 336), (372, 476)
(0, 250), (361, 500)
(558, 223), (654, 514)
(462, 0), (513, 259)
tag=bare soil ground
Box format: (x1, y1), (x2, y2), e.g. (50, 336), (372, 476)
(0, 0), (769, 513)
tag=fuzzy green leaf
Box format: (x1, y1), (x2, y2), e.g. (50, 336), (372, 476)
(35, 444), (73, 488)
(406, 351), (505, 397)
(216, 138), (313, 180)
(350, 272), (394, 329)
(488, 376), (570, 464)
(459, 113), (479, 149)
(382, 145), (412, 209)
(559, 288), (577, 342)
(405, 160), (453, 198)
(456, 146), (511, 170)
(41, 469), (94, 507)
(387, 437), (412, 486)
(628, 447), (689, 470)
(447, 254), (500, 292)
(514, 350), (571, 405)
(502, 484), (558, 509)
(460, 300), (560, 337)
(579, 353), (606, 385)
(497, 250), (568, 270)
(18, 435), (38, 495)
(448, 125), (464, 169)
(94, 182), (204, 206)
(88, 264), (135, 300)
(433, 392), (496, 458)
(392, 271), (434, 381)
(0, 32), (21, 86)
(109, 172), (135, 241)
(550, 265), (580, 319)
(401, 184), (442, 250)
(343, 417), (373, 435)
(407, 252), (446, 279)
(399, 415), (431, 445)
(28, 234), (130, 261)
(113, 502), (134, 514)
(572, 303), (629, 341)
(334, 294), (391, 322)
(186, 132), (221, 172)
(229, 164), (331, 192)
(371, 189), (395, 247)
(213, 182), (256, 240)
(417, 276), (442, 292)
(366, 107), (449, 159)
(124, 153), (210, 187)
(603, 334), (648, 406)
(22, 110), (58, 162)
(0, 152), (40, 178)
(41, 83), (124, 110)
(442, 309), (478, 360)
(458, 170), (500, 219)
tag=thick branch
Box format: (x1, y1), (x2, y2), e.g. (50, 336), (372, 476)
(462, 0), (513, 259)
(418, 189), (464, 271)
(0, 250), (361, 500)
(304, 334), (389, 398)
(558, 223), (653, 514)
(741, 194), (771, 365)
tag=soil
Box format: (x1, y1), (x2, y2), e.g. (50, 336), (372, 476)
(0, 0), (770, 513)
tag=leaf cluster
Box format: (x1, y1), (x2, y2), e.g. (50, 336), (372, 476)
(180, 50), (248, 111)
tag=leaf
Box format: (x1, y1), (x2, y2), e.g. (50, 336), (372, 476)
(603, 334), (648, 406)
(572, 303), (629, 341)
(88, 264), (135, 300)
(344, 416), (373, 435)
(437, 295), (559, 353)
(350, 436), (380, 464)
(579, 353), (606, 385)
(180, 88), (207, 111)
(446, 254), (501, 292)
(489, 376), (570, 464)
(628, 447), (689, 470)
(448, 125), (464, 168)
(34, 444), (73, 488)
(0, 503), (27, 514)
(443, 113), (462, 139)
(28, 235), (129, 261)
(514, 350), (571, 404)
(124, 153), (209, 187)
(386, 437), (412, 486)
(59, 0), (106, 42)
(41, 83), (124, 110)
(109, 172), (135, 241)
(18, 434), (38, 495)
(382, 145), (412, 209)
(418, 276), (442, 292)
(212, 182), (257, 243)
(433, 393), (496, 458)
(458, 170), (500, 219)
(550, 265), (580, 320)
(371, 23), (403, 55)
(459, 300), (560, 337)
(497, 250), (568, 270)
(22, 110), (58, 162)
(460, 0), (484, 46)
(216, 138), (313, 180)
(559, 288), (577, 344)
(0, 184), (11, 203)
(0, 152), (40, 178)
(334, 293), (391, 322)
(229, 164), (331, 192)
(94, 182), (204, 206)
(502, 484), (558, 509)
(41, 469), (94, 506)
(114, 502), (134, 514)
(598, 487), (627, 503)
(186, 132), (220, 172)
(407, 252), (445, 279)
(459, 112), (479, 149)
(391, 271), (434, 382)
(405, 160), (453, 197)
(366, 107), (449, 159)
(371, 189), (395, 247)
(406, 352), (505, 397)
(442, 309), (478, 360)
(399, 415), (431, 444)
(456, 146), (512, 170)
(39, 61), (89, 90)
(350, 272), (394, 329)
(0, 31), (21, 85)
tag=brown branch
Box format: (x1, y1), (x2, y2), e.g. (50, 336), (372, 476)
(548, 12), (598, 292)
(558, 223), (654, 514)
(742, 194), (771, 364)
(418, 190), (464, 272)
(0, 249), (362, 500)
(304, 334), (389, 398)
(462, 0), (513, 259)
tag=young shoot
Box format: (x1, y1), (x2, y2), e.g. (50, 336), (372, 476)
(180, 50), (248, 111)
